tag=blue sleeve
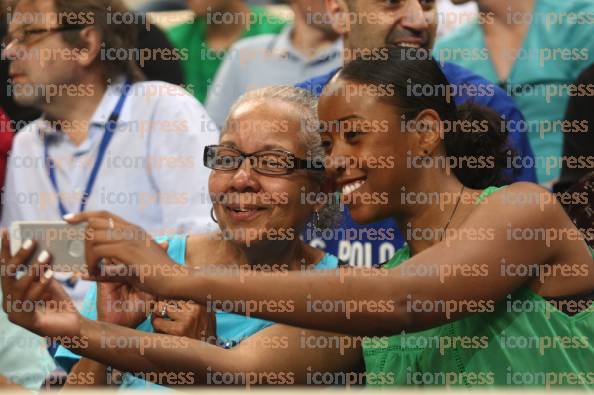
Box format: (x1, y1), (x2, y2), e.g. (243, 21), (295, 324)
(295, 68), (339, 96)
(502, 105), (537, 183)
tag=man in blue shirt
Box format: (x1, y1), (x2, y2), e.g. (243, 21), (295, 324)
(298, 0), (537, 267)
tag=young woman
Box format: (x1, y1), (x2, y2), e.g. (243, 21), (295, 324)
(1, 86), (361, 388)
(3, 48), (593, 388)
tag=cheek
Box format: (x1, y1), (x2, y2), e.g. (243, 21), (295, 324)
(208, 173), (226, 198)
(268, 182), (309, 223)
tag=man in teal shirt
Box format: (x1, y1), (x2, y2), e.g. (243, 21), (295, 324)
(434, 0), (594, 186)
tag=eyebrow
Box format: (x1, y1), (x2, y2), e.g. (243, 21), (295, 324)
(335, 115), (364, 122)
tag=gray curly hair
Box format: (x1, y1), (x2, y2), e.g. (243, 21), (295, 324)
(223, 86), (339, 230)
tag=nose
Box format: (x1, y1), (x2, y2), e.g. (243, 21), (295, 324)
(2, 40), (20, 61)
(402, 0), (430, 33)
(228, 158), (261, 192)
(326, 140), (350, 179)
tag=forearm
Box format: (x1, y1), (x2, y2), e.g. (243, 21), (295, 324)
(64, 358), (108, 387)
(68, 318), (244, 385)
(165, 267), (409, 337)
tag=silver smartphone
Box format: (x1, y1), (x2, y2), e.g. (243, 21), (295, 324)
(9, 221), (87, 273)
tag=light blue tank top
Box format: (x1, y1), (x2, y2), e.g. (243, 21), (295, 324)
(54, 235), (339, 389)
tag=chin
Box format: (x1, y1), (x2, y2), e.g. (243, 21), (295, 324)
(349, 204), (382, 225)
(223, 226), (266, 247)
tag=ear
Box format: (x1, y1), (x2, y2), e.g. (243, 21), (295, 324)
(76, 26), (102, 68)
(411, 109), (444, 156)
(326, 0), (350, 35)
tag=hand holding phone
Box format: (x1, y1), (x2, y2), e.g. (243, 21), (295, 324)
(9, 221), (88, 273)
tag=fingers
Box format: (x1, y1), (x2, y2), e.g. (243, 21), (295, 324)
(152, 300), (171, 319)
(1, 229), (10, 262)
(1, 234), (36, 281)
(63, 211), (127, 225)
(151, 316), (182, 335)
(158, 240), (169, 250)
(166, 301), (200, 321)
(22, 252), (53, 302)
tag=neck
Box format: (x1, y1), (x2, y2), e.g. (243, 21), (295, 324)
(231, 238), (313, 271)
(396, 171), (468, 256)
(479, 0), (536, 27)
(42, 72), (108, 146)
(291, 8), (338, 59)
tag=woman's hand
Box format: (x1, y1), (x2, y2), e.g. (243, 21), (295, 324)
(0, 232), (81, 338)
(151, 300), (216, 343)
(97, 281), (154, 328)
(64, 211), (187, 298)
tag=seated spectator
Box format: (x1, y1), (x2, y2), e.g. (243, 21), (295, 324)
(206, 0), (342, 128)
(434, 0), (594, 187)
(296, 0), (536, 267)
(0, 107), (14, 204)
(15, 87), (361, 388)
(1, 0), (218, 306)
(166, 0), (288, 103)
(554, 63), (594, 193)
(0, 6), (186, 131)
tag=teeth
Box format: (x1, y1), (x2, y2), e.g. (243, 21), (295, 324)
(399, 43), (420, 48)
(342, 180), (365, 196)
(232, 207), (256, 212)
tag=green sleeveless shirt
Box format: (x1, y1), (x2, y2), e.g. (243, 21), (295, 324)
(362, 187), (594, 388)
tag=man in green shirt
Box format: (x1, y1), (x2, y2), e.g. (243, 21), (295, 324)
(434, 0), (594, 187)
(167, 0), (288, 103)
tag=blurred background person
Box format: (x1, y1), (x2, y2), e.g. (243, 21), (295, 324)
(0, 107), (14, 214)
(206, 0), (342, 128)
(436, 0), (478, 37)
(0, 4), (185, 131)
(166, 0), (288, 103)
(434, 0), (594, 187)
(1, 0), (218, 309)
(554, 62), (594, 194)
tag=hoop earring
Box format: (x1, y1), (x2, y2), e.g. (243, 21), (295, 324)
(210, 207), (218, 224)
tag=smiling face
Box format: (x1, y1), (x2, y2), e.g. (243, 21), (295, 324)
(208, 100), (322, 247)
(334, 0), (438, 51)
(318, 77), (420, 224)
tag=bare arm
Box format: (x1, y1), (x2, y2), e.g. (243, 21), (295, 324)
(64, 318), (361, 386)
(79, 184), (593, 337)
(63, 359), (108, 387)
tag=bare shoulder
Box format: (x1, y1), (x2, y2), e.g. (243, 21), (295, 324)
(475, 182), (570, 227)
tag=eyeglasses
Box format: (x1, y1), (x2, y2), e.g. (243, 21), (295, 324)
(204, 145), (325, 175)
(3, 25), (85, 47)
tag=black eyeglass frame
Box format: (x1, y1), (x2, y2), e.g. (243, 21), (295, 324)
(203, 145), (325, 175)
(3, 25), (86, 47)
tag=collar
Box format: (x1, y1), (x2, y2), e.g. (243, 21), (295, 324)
(38, 75), (130, 141)
(268, 25), (343, 65)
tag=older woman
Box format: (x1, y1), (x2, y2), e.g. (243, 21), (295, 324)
(1, 86), (361, 388)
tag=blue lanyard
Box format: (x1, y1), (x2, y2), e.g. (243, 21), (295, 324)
(44, 82), (131, 216)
